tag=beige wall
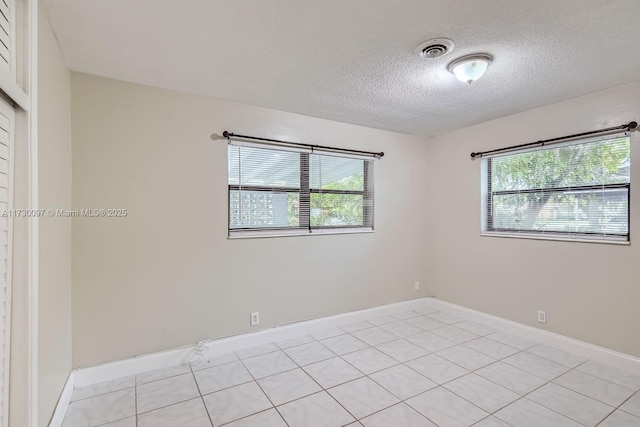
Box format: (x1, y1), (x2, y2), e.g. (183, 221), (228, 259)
(70, 71), (640, 368)
(38, 8), (73, 426)
(70, 73), (431, 367)
(425, 82), (640, 357)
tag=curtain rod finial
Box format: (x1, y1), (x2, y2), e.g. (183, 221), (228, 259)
(222, 131), (230, 138)
(629, 121), (638, 130)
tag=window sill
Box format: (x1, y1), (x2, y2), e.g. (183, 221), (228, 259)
(229, 227), (374, 239)
(481, 232), (630, 245)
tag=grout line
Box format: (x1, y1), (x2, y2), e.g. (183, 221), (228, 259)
(236, 351), (293, 427)
(134, 378), (138, 427)
(189, 363), (215, 427)
(68, 383), (136, 404)
(80, 312), (640, 426)
(595, 387), (640, 426)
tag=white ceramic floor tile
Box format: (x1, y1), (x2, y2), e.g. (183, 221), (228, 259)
(472, 416), (511, 426)
(494, 398), (583, 427)
(404, 316), (447, 331)
(224, 408), (287, 427)
(351, 327), (397, 346)
(243, 350), (297, 379)
(553, 369), (635, 407)
(72, 376), (135, 401)
(277, 391), (355, 427)
(202, 381), (272, 426)
(341, 321), (374, 333)
(101, 417), (136, 427)
(430, 325), (479, 344)
(621, 392), (640, 417)
(525, 344), (587, 368)
(100, 417), (136, 427)
(463, 337), (520, 360)
(413, 306), (440, 316)
(407, 387), (488, 427)
(428, 312), (464, 325)
(275, 335), (315, 349)
(136, 364), (191, 385)
(368, 315), (398, 326)
(284, 341), (336, 366)
(486, 332), (537, 350)
(369, 364), (436, 400)
(406, 331), (457, 352)
(436, 345), (495, 371)
(62, 388), (135, 427)
(320, 334), (368, 355)
(303, 357), (364, 389)
(455, 320), (497, 336)
(527, 382), (613, 426)
(599, 410), (640, 426)
(193, 360), (253, 395)
(361, 403), (437, 427)
(341, 347), (398, 375)
(577, 361), (640, 390)
(190, 352), (239, 371)
(258, 368), (322, 405)
(236, 343), (280, 359)
(328, 377), (399, 419)
(392, 310), (422, 320)
(379, 320), (423, 338)
(502, 351), (569, 380)
(138, 397), (212, 427)
(376, 339), (428, 363)
(444, 373), (519, 413)
(137, 373), (200, 414)
(475, 361), (548, 395)
(311, 328), (346, 341)
(406, 354), (469, 385)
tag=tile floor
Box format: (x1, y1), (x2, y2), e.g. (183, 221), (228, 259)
(62, 308), (640, 427)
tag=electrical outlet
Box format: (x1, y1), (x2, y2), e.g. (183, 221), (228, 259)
(414, 281), (420, 291)
(537, 310), (547, 323)
(250, 312), (260, 326)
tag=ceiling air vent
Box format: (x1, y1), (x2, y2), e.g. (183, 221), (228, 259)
(415, 38), (455, 59)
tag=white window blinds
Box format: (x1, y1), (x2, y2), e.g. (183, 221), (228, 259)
(482, 133), (630, 242)
(0, 98), (13, 427)
(228, 141), (375, 237)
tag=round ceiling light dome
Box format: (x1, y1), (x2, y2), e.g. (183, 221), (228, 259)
(448, 54), (492, 84)
(415, 38), (455, 59)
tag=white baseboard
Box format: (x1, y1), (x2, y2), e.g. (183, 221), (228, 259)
(48, 370), (75, 427)
(72, 296), (640, 390)
(73, 297), (430, 387)
(427, 298), (640, 376)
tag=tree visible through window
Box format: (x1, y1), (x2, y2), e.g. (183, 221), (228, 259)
(483, 135), (630, 241)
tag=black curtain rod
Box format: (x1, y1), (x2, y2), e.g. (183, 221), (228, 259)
(222, 131), (385, 158)
(470, 121), (637, 159)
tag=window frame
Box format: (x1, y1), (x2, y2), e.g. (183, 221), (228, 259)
(481, 134), (631, 244)
(227, 143), (375, 238)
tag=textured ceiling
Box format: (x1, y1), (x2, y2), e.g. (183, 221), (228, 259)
(43, 0), (640, 137)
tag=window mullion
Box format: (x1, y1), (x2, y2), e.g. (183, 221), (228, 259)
(487, 157), (494, 231)
(300, 152), (310, 231)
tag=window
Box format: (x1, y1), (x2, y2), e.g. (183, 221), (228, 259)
(228, 142), (374, 237)
(481, 134), (630, 243)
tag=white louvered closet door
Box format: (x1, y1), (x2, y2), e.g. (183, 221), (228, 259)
(0, 97), (13, 427)
(0, 0), (16, 78)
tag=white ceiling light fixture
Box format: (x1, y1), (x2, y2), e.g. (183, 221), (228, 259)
(448, 54), (492, 84)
